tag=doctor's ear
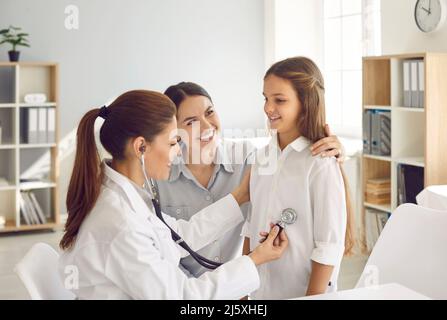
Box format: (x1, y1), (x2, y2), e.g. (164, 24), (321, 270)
(132, 137), (150, 157)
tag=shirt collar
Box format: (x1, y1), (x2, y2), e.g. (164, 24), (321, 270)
(102, 159), (155, 219)
(257, 134), (311, 163)
(168, 140), (233, 182)
(289, 136), (311, 152)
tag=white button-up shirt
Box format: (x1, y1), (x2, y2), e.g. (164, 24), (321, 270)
(59, 160), (260, 300)
(242, 136), (346, 300)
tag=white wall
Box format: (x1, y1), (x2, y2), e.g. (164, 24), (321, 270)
(381, 0), (447, 54)
(264, 0), (324, 69)
(0, 0), (266, 215)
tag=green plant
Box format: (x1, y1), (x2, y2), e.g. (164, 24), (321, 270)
(0, 26), (30, 52)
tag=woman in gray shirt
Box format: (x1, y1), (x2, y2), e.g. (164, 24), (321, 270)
(156, 82), (345, 277)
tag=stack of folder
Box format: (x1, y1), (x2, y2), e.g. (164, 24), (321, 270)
(20, 107), (56, 144)
(366, 178), (391, 205)
(363, 110), (391, 156)
(403, 59), (424, 108)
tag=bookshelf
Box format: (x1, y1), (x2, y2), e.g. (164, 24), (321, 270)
(361, 53), (447, 251)
(0, 62), (59, 233)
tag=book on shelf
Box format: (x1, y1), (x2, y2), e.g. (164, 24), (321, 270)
(365, 208), (390, 252)
(366, 178), (391, 205)
(19, 191), (47, 225)
(363, 110), (391, 156)
(397, 164), (424, 205)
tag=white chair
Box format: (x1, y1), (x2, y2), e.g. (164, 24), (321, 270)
(14, 242), (76, 300)
(356, 204), (447, 299)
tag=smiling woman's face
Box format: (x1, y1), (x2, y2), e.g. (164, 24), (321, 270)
(176, 95), (221, 164)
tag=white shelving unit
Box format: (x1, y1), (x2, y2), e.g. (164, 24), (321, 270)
(361, 53), (447, 251)
(0, 62), (60, 233)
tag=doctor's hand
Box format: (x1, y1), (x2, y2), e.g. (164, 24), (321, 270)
(231, 168), (251, 206)
(248, 225), (288, 266)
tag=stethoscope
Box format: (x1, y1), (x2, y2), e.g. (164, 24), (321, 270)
(139, 147), (223, 270)
(276, 208), (298, 231)
(139, 145), (298, 270)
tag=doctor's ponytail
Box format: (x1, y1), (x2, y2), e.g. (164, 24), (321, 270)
(60, 90), (176, 250)
(60, 108), (103, 251)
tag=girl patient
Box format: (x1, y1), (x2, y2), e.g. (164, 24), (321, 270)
(242, 57), (355, 300)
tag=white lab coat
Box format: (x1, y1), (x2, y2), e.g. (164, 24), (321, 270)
(58, 160), (260, 300)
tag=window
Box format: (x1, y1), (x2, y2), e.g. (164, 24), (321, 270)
(323, 0), (381, 138)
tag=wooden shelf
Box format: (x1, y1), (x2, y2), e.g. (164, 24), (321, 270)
(394, 107), (425, 113)
(394, 157), (425, 168)
(0, 62), (60, 236)
(0, 103), (16, 108)
(0, 144), (16, 150)
(363, 154), (392, 162)
(364, 105), (392, 111)
(19, 143), (57, 149)
(361, 52), (447, 253)
(0, 185), (16, 191)
(19, 102), (57, 108)
(0, 221), (58, 233)
(20, 181), (56, 190)
(364, 202), (392, 213)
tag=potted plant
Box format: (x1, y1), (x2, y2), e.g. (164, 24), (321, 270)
(0, 26), (30, 62)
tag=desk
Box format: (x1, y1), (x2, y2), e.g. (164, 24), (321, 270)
(293, 283), (431, 300)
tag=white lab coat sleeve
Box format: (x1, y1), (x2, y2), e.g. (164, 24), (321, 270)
(309, 158), (347, 266)
(240, 205), (252, 238)
(104, 226), (260, 299)
(161, 194), (244, 257)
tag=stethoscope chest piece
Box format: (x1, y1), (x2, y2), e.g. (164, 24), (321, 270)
(277, 208), (297, 229)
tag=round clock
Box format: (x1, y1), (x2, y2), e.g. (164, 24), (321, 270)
(415, 0), (447, 33)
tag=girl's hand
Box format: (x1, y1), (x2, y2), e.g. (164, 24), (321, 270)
(249, 225), (288, 266)
(310, 124), (346, 163)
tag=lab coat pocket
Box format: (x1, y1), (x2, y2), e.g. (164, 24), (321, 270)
(164, 205), (190, 220)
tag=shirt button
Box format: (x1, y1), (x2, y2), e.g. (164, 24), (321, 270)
(205, 195), (211, 201)
(214, 256), (220, 262)
(176, 208), (181, 216)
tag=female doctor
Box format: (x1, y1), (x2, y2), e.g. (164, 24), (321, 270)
(58, 90), (288, 300)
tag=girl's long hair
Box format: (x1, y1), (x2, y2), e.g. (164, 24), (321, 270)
(265, 57), (356, 255)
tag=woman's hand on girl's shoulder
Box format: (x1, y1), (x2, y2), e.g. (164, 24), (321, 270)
(310, 124), (346, 163)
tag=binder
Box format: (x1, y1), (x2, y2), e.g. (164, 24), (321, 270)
(23, 192), (40, 224)
(38, 108), (47, 143)
(19, 194), (31, 225)
(30, 192), (47, 224)
(411, 60), (419, 108)
(363, 110), (372, 154)
(403, 60), (411, 107)
(47, 108), (56, 143)
(371, 111), (391, 156)
(28, 108), (39, 144)
(418, 60), (425, 108)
